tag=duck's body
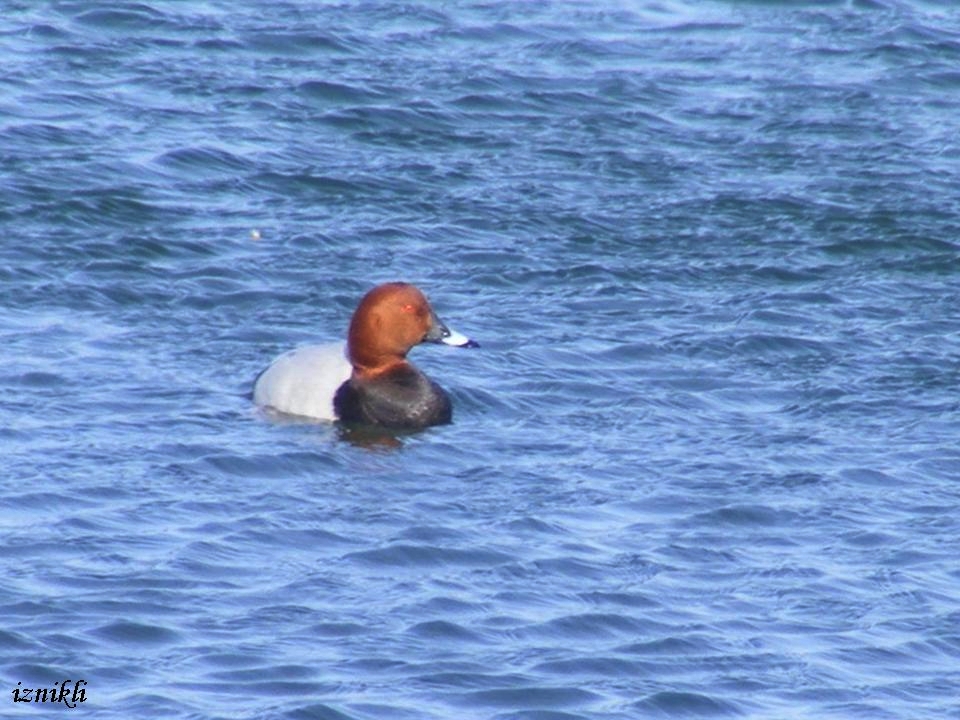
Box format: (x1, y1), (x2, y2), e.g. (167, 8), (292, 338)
(252, 343), (350, 421)
(253, 282), (476, 429)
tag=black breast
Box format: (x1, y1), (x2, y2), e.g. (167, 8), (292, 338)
(334, 365), (452, 429)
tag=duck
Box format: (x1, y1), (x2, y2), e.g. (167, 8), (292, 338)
(253, 282), (478, 429)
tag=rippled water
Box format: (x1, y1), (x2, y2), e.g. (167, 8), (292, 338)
(3, 1), (960, 718)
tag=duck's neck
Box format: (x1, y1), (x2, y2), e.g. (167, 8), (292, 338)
(351, 357), (411, 381)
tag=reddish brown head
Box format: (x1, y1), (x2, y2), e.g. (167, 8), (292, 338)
(346, 282), (449, 377)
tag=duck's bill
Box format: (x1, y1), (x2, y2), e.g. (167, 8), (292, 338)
(426, 314), (480, 348)
(441, 327), (479, 348)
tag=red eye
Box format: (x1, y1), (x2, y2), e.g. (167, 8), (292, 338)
(401, 303), (416, 314)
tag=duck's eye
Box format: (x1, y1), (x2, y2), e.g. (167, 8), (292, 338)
(401, 303), (416, 314)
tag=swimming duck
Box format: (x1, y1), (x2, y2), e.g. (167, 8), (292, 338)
(253, 282), (477, 429)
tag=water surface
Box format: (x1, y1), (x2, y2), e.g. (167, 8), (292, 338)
(2, 1), (960, 718)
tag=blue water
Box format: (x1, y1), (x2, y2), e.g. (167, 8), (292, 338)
(3, 1), (960, 718)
